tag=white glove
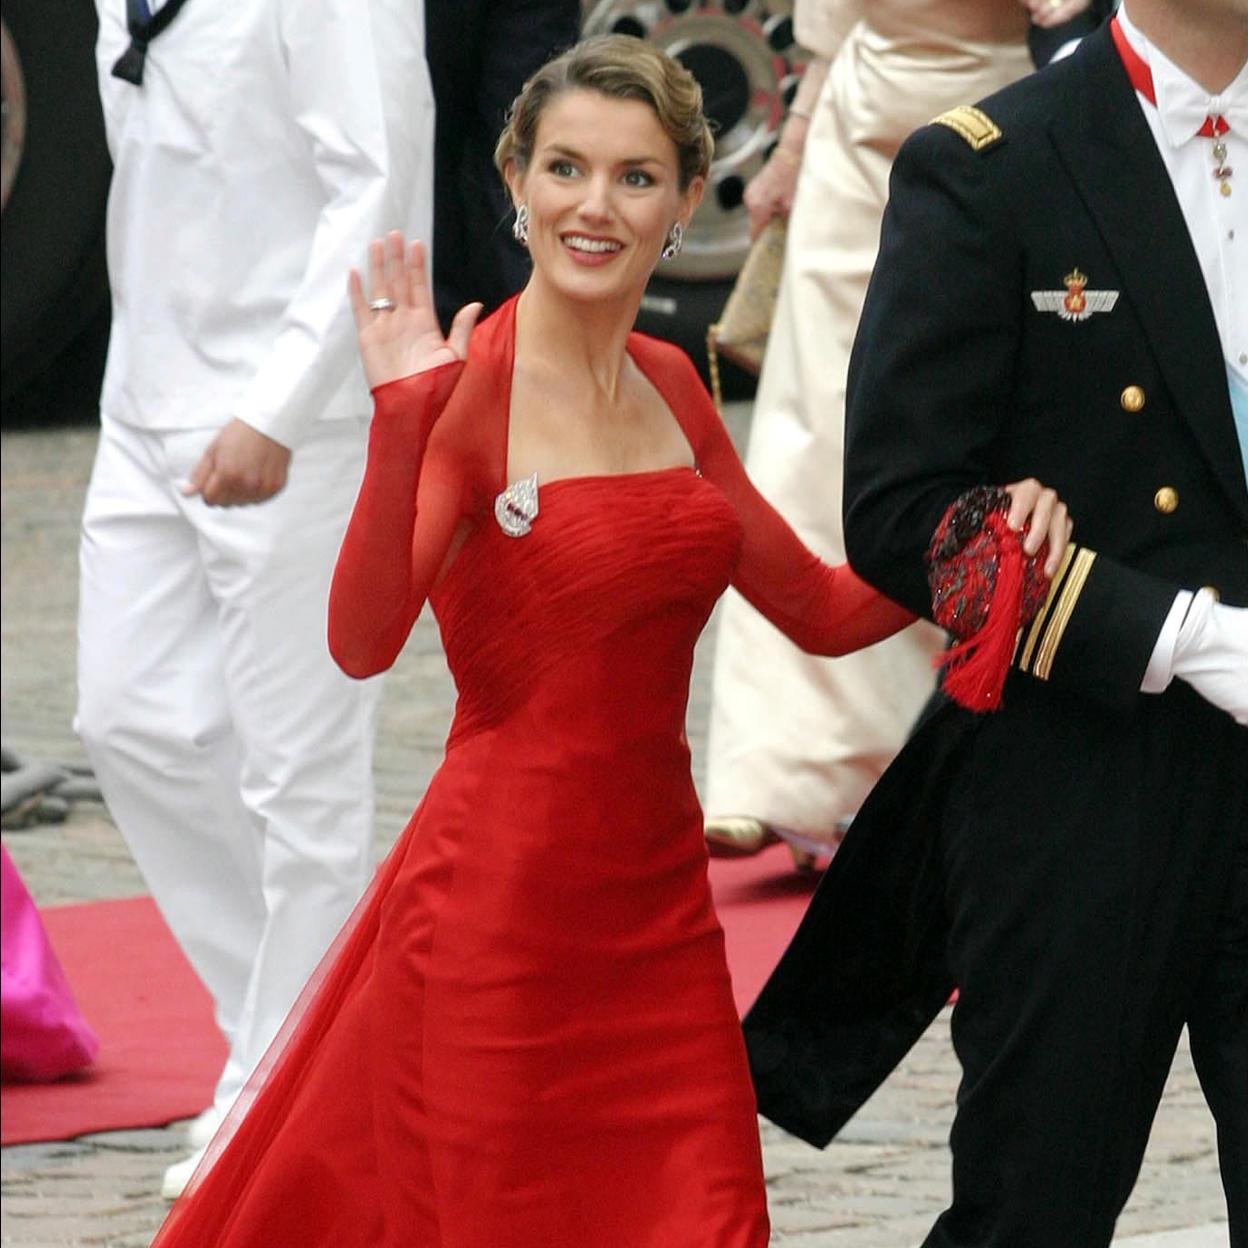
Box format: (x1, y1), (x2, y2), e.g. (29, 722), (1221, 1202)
(1169, 589), (1248, 725)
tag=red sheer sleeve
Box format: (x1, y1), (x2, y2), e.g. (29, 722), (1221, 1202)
(328, 361), (474, 678)
(674, 355), (917, 657)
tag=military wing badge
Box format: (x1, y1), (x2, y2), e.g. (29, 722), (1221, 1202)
(1031, 269), (1118, 322)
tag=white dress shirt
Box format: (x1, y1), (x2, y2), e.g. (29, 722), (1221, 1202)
(1116, 5), (1248, 690)
(95, 0), (434, 447)
(1117, 4), (1247, 384)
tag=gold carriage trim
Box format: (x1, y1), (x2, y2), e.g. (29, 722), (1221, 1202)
(1032, 549), (1097, 681)
(932, 105), (1004, 152)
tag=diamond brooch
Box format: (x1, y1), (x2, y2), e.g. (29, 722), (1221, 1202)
(494, 472), (539, 537)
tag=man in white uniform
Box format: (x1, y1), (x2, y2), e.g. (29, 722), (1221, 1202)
(79, 0), (433, 1197)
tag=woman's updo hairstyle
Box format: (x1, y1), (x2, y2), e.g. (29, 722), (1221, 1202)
(494, 35), (714, 192)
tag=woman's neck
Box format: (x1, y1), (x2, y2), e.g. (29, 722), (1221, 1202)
(1126, 0), (1248, 94)
(513, 279), (640, 400)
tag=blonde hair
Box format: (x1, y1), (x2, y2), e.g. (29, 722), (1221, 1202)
(494, 35), (714, 191)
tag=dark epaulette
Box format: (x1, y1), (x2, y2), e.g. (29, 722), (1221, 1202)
(930, 105), (1004, 153)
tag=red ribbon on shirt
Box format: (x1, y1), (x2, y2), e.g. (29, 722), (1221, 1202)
(1110, 15), (1230, 138)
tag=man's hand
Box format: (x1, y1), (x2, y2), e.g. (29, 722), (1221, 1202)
(184, 419), (292, 507)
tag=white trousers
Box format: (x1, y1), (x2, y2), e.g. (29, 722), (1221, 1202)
(76, 415), (380, 1116)
(706, 25), (1032, 836)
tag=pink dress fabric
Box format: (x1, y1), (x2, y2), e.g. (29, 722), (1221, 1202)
(1, 845), (99, 1082)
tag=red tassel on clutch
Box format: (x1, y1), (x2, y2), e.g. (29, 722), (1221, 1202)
(926, 487), (1051, 711)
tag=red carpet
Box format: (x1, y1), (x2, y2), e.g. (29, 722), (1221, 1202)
(709, 843), (817, 1014)
(1, 897), (225, 1146)
(1, 849), (810, 1146)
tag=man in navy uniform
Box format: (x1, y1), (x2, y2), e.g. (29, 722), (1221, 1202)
(745, 0), (1248, 1243)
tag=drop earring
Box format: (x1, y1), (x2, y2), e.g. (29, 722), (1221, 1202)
(512, 204), (530, 246)
(661, 221), (684, 261)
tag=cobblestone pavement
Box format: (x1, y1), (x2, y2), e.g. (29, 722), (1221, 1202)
(0, 425), (1229, 1246)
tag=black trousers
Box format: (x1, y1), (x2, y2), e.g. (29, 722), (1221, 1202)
(926, 680), (1247, 1247)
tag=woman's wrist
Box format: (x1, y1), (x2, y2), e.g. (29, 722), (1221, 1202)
(781, 112), (810, 146)
(370, 359), (465, 431)
(771, 113), (809, 167)
(369, 357), (464, 398)
(788, 55), (829, 124)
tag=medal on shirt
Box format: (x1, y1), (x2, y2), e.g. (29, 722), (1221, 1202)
(1210, 121), (1233, 197)
(1110, 16), (1233, 197)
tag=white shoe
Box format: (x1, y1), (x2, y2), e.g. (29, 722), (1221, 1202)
(185, 1105), (223, 1150)
(161, 1145), (207, 1201)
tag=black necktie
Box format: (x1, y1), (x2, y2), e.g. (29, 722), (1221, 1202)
(112, 0), (192, 86)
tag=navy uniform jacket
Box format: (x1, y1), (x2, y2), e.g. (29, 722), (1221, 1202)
(744, 24), (1247, 1148)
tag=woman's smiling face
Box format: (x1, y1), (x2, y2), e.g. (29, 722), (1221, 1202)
(507, 88), (704, 307)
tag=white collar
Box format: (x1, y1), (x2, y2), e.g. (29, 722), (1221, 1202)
(1118, 3), (1248, 148)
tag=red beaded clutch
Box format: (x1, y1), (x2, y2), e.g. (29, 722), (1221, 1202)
(926, 486), (1051, 711)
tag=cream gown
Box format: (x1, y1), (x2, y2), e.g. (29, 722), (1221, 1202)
(706, 0), (1033, 839)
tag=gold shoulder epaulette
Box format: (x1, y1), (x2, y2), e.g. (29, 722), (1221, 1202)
(931, 105), (1003, 153)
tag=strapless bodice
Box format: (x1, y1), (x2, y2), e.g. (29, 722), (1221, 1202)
(431, 467), (742, 746)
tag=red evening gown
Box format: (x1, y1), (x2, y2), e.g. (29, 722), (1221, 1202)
(152, 298), (912, 1248)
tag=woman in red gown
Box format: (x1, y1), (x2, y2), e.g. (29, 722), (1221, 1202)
(152, 35), (1070, 1248)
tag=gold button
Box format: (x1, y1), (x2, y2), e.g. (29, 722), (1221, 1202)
(1120, 385), (1146, 412)
(1202, 585), (1221, 602)
(1154, 486), (1179, 514)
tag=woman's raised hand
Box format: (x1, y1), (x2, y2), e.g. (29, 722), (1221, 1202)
(349, 232), (482, 390)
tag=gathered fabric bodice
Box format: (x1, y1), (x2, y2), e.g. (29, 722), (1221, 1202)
(433, 467), (743, 745)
